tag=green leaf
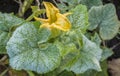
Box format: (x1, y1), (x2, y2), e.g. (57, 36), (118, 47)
(54, 31), (79, 57)
(80, 61), (108, 76)
(89, 4), (120, 40)
(55, 40), (77, 57)
(68, 4), (89, 33)
(6, 23), (61, 73)
(80, 0), (102, 9)
(58, 0), (81, 13)
(0, 13), (24, 54)
(26, 6), (45, 21)
(91, 33), (101, 46)
(101, 47), (113, 61)
(59, 0), (102, 12)
(32, 21), (41, 29)
(31, 6), (45, 16)
(31, 6), (39, 12)
(65, 35), (102, 74)
(95, 61), (108, 76)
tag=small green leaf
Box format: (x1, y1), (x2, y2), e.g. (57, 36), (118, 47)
(89, 4), (120, 40)
(26, 6), (45, 21)
(7, 23), (61, 73)
(31, 6), (39, 12)
(65, 35), (102, 74)
(91, 33), (102, 46)
(101, 47), (113, 61)
(55, 39), (78, 58)
(31, 6), (45, 15)
(54, 30), (80, 58)
(68, 4), (89, 33)
(0, 13), (24, 54)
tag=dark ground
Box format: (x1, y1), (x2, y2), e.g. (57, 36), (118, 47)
(0, 0), (120, 76)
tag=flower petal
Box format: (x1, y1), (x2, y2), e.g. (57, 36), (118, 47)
(43, 2), (59, 23)
(40, 23), (53, 30)
(63, 12), (72, 16)
(54, 13), (71, 31)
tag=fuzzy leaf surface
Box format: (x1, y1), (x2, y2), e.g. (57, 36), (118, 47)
(65, 35), (102, 74)
(68, 4), (89, 33)
(7, 23), (61, 73)
(0, 13), (24, 54)
(80, 0), (102, 9)
(89, 4), (120, 40)
(59, 0), (102, 11)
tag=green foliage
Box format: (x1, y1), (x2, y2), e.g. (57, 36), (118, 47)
(80, 61), (108, 76)
(26, 6), (45, 21)
(5, 3), (103, 74)
(65, 34), (102, 74)
(58, 0), (102, 12)
(0, 0), (119, 75)
(80, 0), (102, 9)
(68, 4), (89, 33)
(89, 4), (120, 40)
(91, 33), (101, 46)
(6, 23), (61, 73)
(0, 13), (24, 54)
(101, 47), (113, 61)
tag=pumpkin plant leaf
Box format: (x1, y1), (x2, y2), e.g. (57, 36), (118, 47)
(91, 33), (102, 46)
(101, 47), (113, 61)
(58, 0), (102, 12)
(80, 60), (108, 76)
(60, 0), (80, 6)
(65, 34), (102, 74)
(68, 4), (89, 33)
(80, 0), (102, 9)
(89, 4), (120, 40)
(6, 23), (61, 73)
(0, 13), (24, 54)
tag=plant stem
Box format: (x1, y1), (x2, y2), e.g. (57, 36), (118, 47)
(16, 0), (34, 17)
(26, 9), (45, 21)
(111, 42), (120, 50)
(27, 71), (35, 76)
(0, 68), (9, 76)
(102, 40), (106, 47)
(76, 74), (80, 76)
(0, 55), (7, 62)
(26, 13), (36, 21)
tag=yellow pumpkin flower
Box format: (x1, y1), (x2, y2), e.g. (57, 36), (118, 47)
(34, 2), (71, 31)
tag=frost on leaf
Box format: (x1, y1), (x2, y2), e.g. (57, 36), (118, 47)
(6, 23), (61, 73)
(89, 4), (120, 40)
(68, 4), (89, 33)
(0, 13), (24, 54)
(65, 35), (102, 74)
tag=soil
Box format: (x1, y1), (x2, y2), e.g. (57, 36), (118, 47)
(0, 0), (19, 14)
(0, 0), (120, 76)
